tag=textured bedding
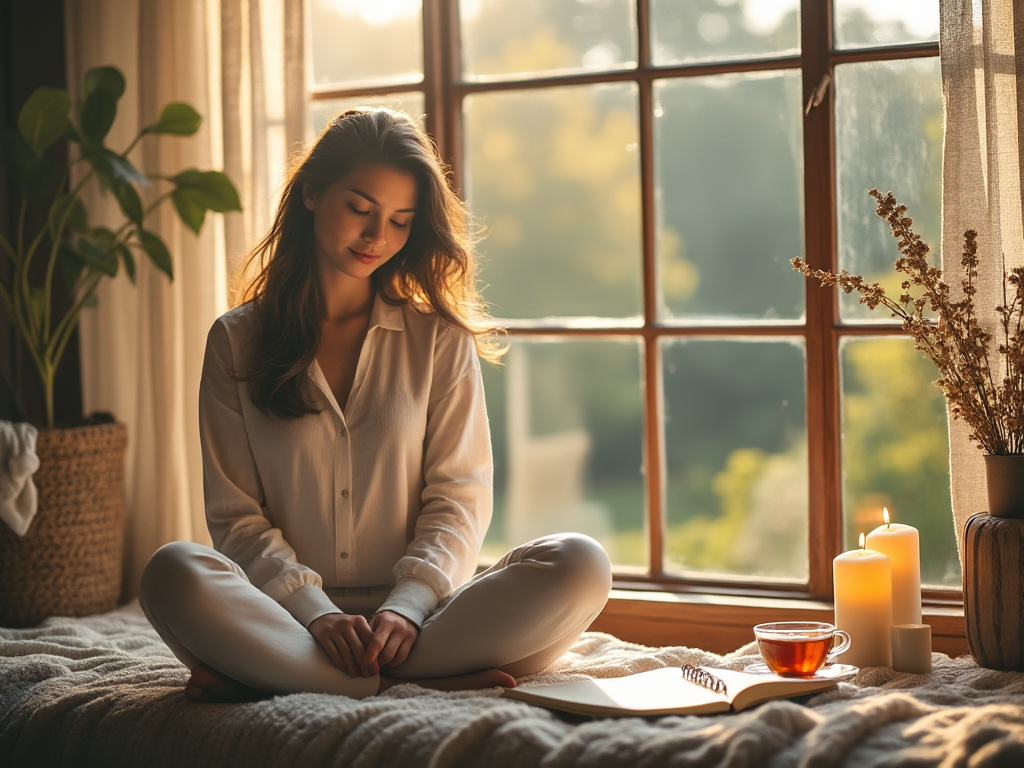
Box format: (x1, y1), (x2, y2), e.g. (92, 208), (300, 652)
(2, 602), (1023, 767)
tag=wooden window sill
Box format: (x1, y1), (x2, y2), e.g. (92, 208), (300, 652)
(591, 589), (970, 657)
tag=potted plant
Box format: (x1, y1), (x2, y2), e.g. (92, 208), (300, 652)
(0, 66), (240, 626)
(793, 189), (1024, 671)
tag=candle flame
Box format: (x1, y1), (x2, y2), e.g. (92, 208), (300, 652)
(859, 532), (865, 549)
(883, 507), (891, 527)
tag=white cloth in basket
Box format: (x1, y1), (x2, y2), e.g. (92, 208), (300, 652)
(0, 420), (39, 536)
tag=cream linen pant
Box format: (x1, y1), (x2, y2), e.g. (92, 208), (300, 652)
(139, 533), (611, 699)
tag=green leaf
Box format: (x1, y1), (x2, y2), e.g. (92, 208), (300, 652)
(148, 103), (202, 136)
(48, 194), (89, 235)
(87, 148), (148, 191)
(74, 227), (120, 277)
(113, 180), (144, 225)
(118, 243), (136, 284)
(138, 229), (173, 279)
(173, 169), (242, 212)
(80, 89), (118, 143)
(171, 169), (242, 234)
(78, 68), (124, 144)
(104, 151), (148, 187)
(82, 67), (125, 102)
(17, 87), (70, 154)
(171, 187), (207, 235)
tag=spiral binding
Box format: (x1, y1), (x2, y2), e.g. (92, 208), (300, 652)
(680, 663), (728, 696)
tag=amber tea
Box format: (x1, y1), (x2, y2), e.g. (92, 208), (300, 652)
(753, 622), (851, 678)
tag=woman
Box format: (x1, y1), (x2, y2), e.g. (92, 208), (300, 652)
(139, 108), (612, 702)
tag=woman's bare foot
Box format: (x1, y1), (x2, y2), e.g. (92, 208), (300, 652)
(379, 668), (516, 693)
(185, 665), (271, 703)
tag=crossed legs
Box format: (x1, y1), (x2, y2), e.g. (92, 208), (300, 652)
(139, 533), (611, 700)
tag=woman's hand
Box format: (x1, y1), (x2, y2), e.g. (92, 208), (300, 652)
(308, 613), (376, 677)
(365, 610), (419, 675)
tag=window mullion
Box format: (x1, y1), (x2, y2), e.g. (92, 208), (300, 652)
(422, 0), (461, 180)
(635, 0), (665, 579)
(637, 0), (651, 69)
(802, 0), (841, 600)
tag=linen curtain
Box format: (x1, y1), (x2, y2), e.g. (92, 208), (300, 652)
(940, 0), (1024, 556)
(65, 0), (305, 596)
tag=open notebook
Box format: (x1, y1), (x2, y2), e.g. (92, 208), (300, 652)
(503, 664), (846, 717)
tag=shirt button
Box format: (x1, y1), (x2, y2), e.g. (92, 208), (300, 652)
(339, 552), (349, 559)
(341, 488), (349, 499)
(340, 427), (348, 438)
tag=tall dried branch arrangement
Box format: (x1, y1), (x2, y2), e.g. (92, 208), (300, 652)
(793, 189), (1024, 455)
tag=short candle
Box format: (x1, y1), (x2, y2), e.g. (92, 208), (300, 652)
(833, 533), (893, 668)
(891, 624), (932, 674)
(865, 508), (922, 626)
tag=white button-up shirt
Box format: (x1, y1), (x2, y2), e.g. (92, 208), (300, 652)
(198, 297), (493, 629)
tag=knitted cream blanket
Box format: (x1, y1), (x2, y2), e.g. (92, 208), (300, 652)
(1, 602), (1022, 767)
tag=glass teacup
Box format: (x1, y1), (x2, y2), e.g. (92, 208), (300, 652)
(753, 621), (852, 677)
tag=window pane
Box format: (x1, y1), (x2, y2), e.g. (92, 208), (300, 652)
(465, 84), (642, 322)
(481, 338), (646, 570)
(834, 0), (939, 49)
(840, 338), (959, 587)
(835, 58), (942, 322)
(309, 0), (422, 88)
(460, 0), (637, 81)
(662, 339), (807, 580)
(654, 72), (804, 322)
(651, 0), (799, 65)
(309, 94), (426, 140)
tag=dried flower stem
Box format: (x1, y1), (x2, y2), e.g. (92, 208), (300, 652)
(793, 189), (1024, 455)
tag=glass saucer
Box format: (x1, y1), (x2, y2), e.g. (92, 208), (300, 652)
(743, 662), (859, 681)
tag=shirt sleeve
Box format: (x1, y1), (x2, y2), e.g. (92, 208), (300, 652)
(377, 326), (493, 627)
(199, 316), (341, 628)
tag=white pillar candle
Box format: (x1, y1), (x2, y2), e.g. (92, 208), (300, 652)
(833, 533), (892, 668)
(866, 508), (922, 625)
(891, 624), (932, 674)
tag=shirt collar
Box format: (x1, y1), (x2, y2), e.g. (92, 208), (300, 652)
(370, 294), (406, 333)
(307, 293), (406, 388)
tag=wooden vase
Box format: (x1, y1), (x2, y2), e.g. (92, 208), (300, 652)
(962, 512), (1024, 671)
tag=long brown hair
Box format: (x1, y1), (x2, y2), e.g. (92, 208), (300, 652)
(235, 108), (502, 419)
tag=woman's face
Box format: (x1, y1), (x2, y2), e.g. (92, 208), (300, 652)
(303, 162), (418, 282)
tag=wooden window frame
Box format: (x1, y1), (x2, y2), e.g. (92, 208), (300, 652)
(310, 0), (966, 653)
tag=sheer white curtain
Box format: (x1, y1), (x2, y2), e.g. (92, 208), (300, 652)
(940, 0), (1024, 555)
(65, 0), (305, 597)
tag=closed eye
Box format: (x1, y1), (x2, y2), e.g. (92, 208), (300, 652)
(390, 219), (411, 229)
(348, 204), (371, 216)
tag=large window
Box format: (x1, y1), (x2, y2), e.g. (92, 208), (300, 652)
(306, 0), (954, 599)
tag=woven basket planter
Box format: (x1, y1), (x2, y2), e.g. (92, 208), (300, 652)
(0, 421), (128, 627)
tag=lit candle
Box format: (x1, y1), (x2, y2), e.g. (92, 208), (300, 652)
(833, 533), (893, 668)
(865, 508), (922, 625)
